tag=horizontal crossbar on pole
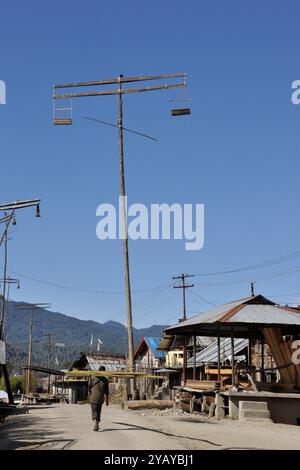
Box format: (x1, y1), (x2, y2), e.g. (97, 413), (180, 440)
(54, 82), (186, 100)
(53, 73), (187, 89)
(0, 199), (41, 211)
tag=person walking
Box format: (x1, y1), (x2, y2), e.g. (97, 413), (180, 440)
(88, 365), (109, 431)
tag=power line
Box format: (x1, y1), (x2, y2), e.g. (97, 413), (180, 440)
(193, 251), (300, 277)
(2, 251), (299, 296)
(193, 267), (300, 287)
(134, 288), (175, 324)
(188, 288), (217, 307)
(0, 267), (171, 295)
(134, 284), (172, 315)
(82, 116), (158, 142)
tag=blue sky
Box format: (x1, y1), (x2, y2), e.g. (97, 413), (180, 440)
(0, 0), (299, 328)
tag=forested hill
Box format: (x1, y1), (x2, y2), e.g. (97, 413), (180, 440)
(4, 300), (168, 372)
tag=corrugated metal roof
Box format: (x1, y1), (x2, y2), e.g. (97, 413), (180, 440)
(157, 335), (174, 351)
(86, 355), (126, 372)
(226, 304), (300, 325)
(166, 295), (300, 329)
(167, 297), (254, 330)
(187, 337), (247, 366)
(144, 337), (166, 358)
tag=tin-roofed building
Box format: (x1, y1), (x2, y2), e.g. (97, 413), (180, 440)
(71, 353), (127, 372)
(162, 294), (300, 391)
(134, 337), (166, 370)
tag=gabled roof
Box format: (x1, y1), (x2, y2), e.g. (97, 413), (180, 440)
(157, 334), (212, 351)
(165, 295), (300, 339)
(71, 353), (126, 371)
(134, 336), (166, 359)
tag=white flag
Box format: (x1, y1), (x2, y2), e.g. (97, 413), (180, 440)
(98, 338), (103, 345)
(90, 334), (94, 347)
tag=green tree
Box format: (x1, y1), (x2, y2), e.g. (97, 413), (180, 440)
(0, 375), (24, 393)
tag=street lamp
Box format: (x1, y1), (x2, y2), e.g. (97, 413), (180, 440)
(0, 199), (41, 404)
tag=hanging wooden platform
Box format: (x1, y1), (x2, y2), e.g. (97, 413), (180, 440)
(171, 108), (191, 116)
(53, 118), (73, 125)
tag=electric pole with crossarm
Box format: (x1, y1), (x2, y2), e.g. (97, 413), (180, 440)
(16, 302), (51, 395)
(53, 73), (189, 397)
(43, 332), (56, 393)
(173, 273), (194, 385)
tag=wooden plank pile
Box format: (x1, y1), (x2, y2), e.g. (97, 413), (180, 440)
(262, 327), (300, 389)
(186, 379), (221, 391)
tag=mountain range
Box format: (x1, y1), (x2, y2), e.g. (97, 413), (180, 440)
(3, 300), (169, 373)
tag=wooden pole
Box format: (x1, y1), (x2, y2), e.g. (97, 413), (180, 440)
(118, 76), (135, 398)
(217, 330), (221, 382)
(26, 307), (33, 395)
(173, 274), (194, 386)
(248, 338), (252, 369)
(231, 329), (235, 386)
(0, 223), (8, 339)
(193, 335), (196, 380)
(261, 337), (265, 382)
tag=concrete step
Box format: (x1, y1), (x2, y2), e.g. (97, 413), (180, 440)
(239, 400), (269, 411)
(241, 418), (273, 423)
(240, 409), (271, 421)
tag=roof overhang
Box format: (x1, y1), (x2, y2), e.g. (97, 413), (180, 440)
(166, 322), (300, 339)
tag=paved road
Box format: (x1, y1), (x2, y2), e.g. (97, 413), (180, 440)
(1, 403), (300, 450)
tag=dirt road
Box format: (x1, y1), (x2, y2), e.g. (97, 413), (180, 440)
(0, 403), (300, 450)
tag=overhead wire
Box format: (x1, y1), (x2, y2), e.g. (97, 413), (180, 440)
(193, 251), (300, 277)
(0, 266), (171, 295)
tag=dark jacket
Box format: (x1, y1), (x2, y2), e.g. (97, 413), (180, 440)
(88, 376), (109, 404)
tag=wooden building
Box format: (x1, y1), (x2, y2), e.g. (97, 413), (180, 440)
(134, 337), (166, 371)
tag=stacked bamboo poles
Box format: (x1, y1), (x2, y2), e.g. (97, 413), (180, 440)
(65, 370), (165, 380)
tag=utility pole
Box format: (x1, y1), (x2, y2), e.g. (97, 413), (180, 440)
(173, 273), (194, 385)
(43, 332), (56, 393)
(16, 303), (51, 395)
(0, 199), (41, 404)
(0, 277), (20, 338)
(53, 73), (188, 397)
(251, 282), (255, 297)
(173, 273), (194, 322)
(0, 212), (16, 339)
(1, 220), (8, 335)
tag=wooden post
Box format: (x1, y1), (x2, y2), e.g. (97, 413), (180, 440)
(193, 335), (196, 380)
(248, 338), (252, 369)
(231, 329), (235, 386)
(183, 337), (187, 386)
(261, 337), (265, 382)
(217, 330), (221, 382)
(26, 308), (33, 395)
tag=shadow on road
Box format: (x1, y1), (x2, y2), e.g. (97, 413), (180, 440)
(0, 413), (74, 450)
(112, 421), (221, 447)
(175, 417), (218, 425)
